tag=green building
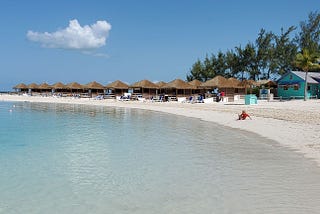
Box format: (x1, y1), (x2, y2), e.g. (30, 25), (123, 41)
(277, 71), (320, 99)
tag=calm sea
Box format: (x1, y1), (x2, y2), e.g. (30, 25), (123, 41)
(1, 101), (320, 214)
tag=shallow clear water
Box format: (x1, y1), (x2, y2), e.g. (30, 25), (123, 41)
(1, 101), (320, 214)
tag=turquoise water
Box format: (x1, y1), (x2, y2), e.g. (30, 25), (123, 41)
(1, 101), (320, 214)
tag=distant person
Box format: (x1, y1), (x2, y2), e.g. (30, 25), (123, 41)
(238, 110), (252, 120)
(220, 91), (225, 102)
(216, 91), (221, 102)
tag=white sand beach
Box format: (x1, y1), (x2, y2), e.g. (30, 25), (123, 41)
(1, 94), (320, 166)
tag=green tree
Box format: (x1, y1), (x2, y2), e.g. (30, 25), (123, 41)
(255, 29), (275, 79)
(294, 49), (320, 101)
(187, 59), (203, 81)
(243, 43), (259, 80)
(273, 27), (298, 76)
(297, 11), (320, 54)
(203, 54), (215, 80)
(225, 49), (239, 78)
(234, 45), (248, 80)
(214, 51), (227, 77)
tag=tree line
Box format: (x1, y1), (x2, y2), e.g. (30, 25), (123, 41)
(186, 11), (320, 82)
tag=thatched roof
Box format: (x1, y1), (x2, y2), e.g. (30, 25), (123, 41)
(162, 79), (195, 89)
(38, 82), (52, 90)
(155, 81), (167, 88)
(66, 82), (83, 89)
(130, 79), (158, 89)
(257, 79), (277, 87)
(27, 83), (39, 89)
(13, 83), (28, 89)
(201, 76), (230, 88)
(52, 82), (66, 89)
(84, 81), (105, 89)
(239, 79), (260, 88)
(105, 80), (129, 89)
(188, 79), (202, 87)
(227, 77), (243, 88)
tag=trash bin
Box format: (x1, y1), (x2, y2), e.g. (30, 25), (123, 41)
(245, 94), (258, 105)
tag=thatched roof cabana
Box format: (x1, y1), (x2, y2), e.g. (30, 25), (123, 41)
(52, 82), (66, 89)
(227, 77), (243, 88)
(130, 79), (158, 98)
(257, 80), (277, 88)
(161, 79), (195, 96)
(201, 76), (230, 88)
(13, 83), (28, 89)
(27, 83), (39, 89)
(84, 81), (105, 90)
(66, 82), (84, 90)
(38, 82), (52, 90)
(162, 79), (195, 89)
(188, 79), (202, 87)
(105, 80), (129, 89)
(239, 79), (260, 88)
(130, 79), (158, 89)
(155, 81), (167, 88)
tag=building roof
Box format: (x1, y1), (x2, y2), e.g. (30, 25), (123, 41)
(130, 79), (158, 89)
(52, 82), (66, 89)
(84, 81), (105, 89)
(291, 71), (320, 84)
(105, 80), (129, 89)
(188, 79), (202, 87)
(13, 83), (28, 89)
(162, 79), (195, 89)
(201, 75), (233, 88)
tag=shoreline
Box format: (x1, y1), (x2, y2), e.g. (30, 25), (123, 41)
(1, 94), (320, 166)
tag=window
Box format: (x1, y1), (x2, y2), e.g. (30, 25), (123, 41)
(289, 75), (293, 80)
(293, 85), (299, 90)
(283, 85), (289, 90)
(307, 86), (311, 91)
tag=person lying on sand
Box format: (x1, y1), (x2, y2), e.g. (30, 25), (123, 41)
(238, 110), (252, 120)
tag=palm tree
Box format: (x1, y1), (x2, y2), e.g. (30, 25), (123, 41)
(294, 49), (320, 101)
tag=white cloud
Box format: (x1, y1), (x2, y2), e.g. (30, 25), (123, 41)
(27, 19), (111, 50)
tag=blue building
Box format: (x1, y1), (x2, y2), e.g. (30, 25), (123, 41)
(277, 71), (320, 99)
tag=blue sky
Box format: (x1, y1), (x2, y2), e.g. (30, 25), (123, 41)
(0, 0), (319, 90)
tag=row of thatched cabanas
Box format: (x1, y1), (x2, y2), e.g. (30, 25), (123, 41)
(13, 76), (264, 99)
